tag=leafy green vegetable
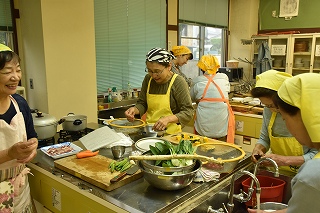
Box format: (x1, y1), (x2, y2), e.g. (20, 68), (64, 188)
(149, 146), (160, 155)
(148, 139), (196, 167)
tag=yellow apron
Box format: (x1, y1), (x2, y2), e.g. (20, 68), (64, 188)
(268, 112), (304, 173)
(0, 96), (34, 212)
(146, 74), (181, 134)
(313, 152), (320, 159)
(195, 74), (235, 143)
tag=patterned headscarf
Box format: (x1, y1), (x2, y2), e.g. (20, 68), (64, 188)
(197, 55), (220, 74)
(278, 73), (320, 142)
(171, 46), (193, 59)
(255, 69), (292, 91)
(146, 47), (175, 63)
(0, 44), (12, 52)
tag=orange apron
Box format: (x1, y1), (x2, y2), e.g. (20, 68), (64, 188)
(268, 112), (304, 173)
(146, 74), (181, 134)
(0, 96), (34, 212)
(195, 74), (235, 143)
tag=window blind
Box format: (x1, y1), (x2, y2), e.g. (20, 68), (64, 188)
(179, 0), (228, 27)
(94, 0), (166, 93)
(0, 0), (12, 31)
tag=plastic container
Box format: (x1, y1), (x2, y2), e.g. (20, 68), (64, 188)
(242, 175), (286, 208)
(226, 60), (239, 68)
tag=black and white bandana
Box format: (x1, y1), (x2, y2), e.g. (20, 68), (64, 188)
(146, 47), (175, 63)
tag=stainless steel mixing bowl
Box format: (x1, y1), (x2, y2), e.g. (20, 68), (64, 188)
(141, 150), (196, 175)
(254, 202), (288, 211)
(137, 159), (201, 190)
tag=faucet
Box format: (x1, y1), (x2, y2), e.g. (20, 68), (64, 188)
(227, 170), (261, 213)
(253, 157), (279, 177)
(249, 157), (279, 191)
(207, 170), (260, 213)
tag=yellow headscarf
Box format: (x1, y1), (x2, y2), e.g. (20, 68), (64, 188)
(171, 46), (192, 57)
(278, 73), (320, 142)
(0, 44), (12, 52)
(255, 69), (292, 91)
(197, 55), (220, 75)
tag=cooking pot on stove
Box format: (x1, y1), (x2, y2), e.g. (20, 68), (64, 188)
(32, 111), (61, 140)
(60, 113), (87, 132)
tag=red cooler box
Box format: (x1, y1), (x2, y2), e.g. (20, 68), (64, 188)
(242, 175), (286, 207)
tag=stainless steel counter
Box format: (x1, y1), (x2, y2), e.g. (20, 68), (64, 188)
(29, 135), (252, 213)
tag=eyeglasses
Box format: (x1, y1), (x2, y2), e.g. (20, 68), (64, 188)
(145, 67), (166, 76)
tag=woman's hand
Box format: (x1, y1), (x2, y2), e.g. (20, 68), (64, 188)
(251, 144), (266, 163)
(263, 153), (288, 167)
(8, 138), (38, 163)
(125, 107), (139, 122)
(153, 116), (169, 131)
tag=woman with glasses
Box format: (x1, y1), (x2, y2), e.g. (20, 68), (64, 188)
(125, 47), (194, 134)
(250, 70), (317, 175)
(0, 44), (38, 212)
(190, 55), (234, 143)
(170, 46), (193, 87)
(249, 73), (320, 213)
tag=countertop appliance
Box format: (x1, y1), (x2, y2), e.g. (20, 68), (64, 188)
(218, 67), (243, 82)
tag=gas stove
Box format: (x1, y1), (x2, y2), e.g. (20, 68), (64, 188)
(38, 137), (55, 148)
(57, 128), (93, 143)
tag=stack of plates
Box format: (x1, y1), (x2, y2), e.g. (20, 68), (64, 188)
(135, 138), (168, 153)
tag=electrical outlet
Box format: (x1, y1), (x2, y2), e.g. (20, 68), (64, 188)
(30, 78), (33, 89)
(272, 10), (277, 17)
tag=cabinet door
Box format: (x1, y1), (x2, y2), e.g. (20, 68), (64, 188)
(313, 35), (320, 74)
(269, 35), (291, 73)
(289, 35), (313, 76)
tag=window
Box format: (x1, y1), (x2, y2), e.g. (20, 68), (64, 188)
(94, 0), (166, 94)
(0, 0), (14, 50)
(179, 23), (227, 79)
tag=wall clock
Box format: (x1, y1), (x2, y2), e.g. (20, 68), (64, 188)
(279, 0), (299, 17)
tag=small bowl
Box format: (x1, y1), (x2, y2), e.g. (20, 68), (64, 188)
(111, 145), (126, 159)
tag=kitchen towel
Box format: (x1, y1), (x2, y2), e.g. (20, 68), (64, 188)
(194, 167), (220, 182)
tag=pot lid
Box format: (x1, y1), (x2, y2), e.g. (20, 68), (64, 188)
(63, 114), (87, 121)
(32, 112), (58, 126)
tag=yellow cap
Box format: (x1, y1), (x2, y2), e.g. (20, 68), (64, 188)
(278, 73), (320, 142)
(197, 55), (220, 75)
(0, 44), (12, 52)
(255, 69), (292, 91)
(171, 46), (193, 59)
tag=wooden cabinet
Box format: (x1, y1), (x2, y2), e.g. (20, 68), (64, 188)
(234, 112), (262, 152)
(28, 163), (128, 213)
(252, 33), (320, 77)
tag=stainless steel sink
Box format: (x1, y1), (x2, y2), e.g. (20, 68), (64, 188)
(186, 167), (293, 213)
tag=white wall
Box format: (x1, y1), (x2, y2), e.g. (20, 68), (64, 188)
(16, 0), (97, 124)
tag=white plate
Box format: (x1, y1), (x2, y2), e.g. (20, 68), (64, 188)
(135, 138), (167, 152)
(40, 142), (83, 159)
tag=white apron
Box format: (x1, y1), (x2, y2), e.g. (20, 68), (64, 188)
(0, 96), (34, 212)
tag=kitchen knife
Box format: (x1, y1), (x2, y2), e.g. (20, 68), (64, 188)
(110, 165), (139, 183)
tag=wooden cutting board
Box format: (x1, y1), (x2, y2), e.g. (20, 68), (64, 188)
(54, 155), (143, 191)
(163, 132), (223, 144)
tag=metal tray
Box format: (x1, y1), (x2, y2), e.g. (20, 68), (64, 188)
(40, 142), (83, 159)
